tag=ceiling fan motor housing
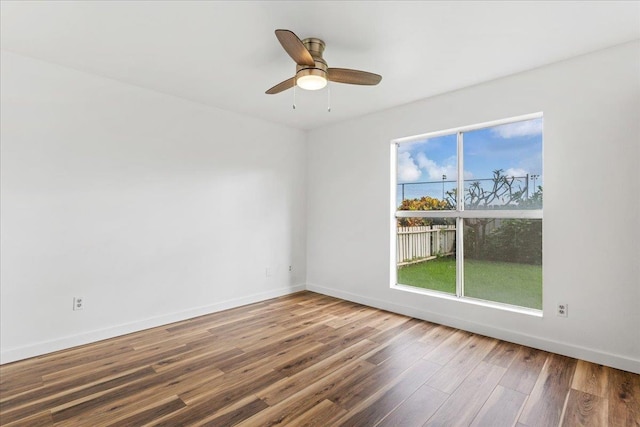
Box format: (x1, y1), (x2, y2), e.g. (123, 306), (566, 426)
(296, 38), (327, 83)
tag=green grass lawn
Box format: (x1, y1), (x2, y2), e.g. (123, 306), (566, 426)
(397, 256), (542, 309)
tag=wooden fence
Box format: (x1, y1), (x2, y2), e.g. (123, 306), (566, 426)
(397, 225), (456, 266)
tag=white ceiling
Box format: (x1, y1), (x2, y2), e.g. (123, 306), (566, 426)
(1, 1), (639, 130)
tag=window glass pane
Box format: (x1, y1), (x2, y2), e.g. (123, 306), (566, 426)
(463, 218), (542, 309)
(396, 217), (456, 294)
(397, 134), (457, 210)
(462, 118), (543, 210)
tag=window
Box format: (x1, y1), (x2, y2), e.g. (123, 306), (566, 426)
(391, 113), (543, 312)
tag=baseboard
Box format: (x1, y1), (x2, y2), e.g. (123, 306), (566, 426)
(306, 283), (640, 374)
(0, 284), (305, 365)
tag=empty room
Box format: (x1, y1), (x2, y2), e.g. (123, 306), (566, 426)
(1, 1), (639, 426)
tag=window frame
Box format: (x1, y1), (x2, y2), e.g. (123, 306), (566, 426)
(390, 112), (543, 315)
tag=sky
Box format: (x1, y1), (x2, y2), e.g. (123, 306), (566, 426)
(397, 117), (543, 203)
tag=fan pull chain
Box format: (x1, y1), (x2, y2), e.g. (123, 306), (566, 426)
(292, 78), (296, 110)
(327, 82), (331, 112)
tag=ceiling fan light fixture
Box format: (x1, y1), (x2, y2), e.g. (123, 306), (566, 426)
(296, 69), (327, 90)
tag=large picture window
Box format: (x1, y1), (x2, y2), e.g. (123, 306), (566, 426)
(391, 113), (543, 312)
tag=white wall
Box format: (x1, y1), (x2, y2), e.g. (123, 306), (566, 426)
(0, 51), (307, 363)
(307, 41), (640, 373)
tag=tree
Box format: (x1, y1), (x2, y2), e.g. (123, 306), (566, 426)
(465, 169), (528, 209)
(397, 196), (451, 227)
(517, 186), (542, 209)
(483, 218), (542, 264)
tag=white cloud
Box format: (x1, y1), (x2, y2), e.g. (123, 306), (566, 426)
(416, 152), (459, 181)
(398, 148), (474, 184)
(397, 144), (411, 154)
(491, 118), (543, 138)
(504, 167), (527, 178)
(397, 151), (421, 182)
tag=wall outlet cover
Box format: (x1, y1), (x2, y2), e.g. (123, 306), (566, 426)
(557, 303), (568, 317)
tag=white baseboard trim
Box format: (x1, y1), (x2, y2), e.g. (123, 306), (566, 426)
(0, 284), (305, 365)
(306, 283), (640, 374)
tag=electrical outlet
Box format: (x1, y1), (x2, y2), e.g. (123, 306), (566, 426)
(289, 265), (292, 272)
(73, 297), (84, 311)
(557, 303), (568, 317)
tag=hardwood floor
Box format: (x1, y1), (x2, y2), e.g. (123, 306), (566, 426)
(1, 291), (638, 426)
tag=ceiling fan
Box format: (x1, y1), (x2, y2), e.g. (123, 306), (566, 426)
(266, 29), (382, 94)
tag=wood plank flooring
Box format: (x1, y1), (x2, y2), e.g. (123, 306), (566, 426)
(1, 291), (638, 426)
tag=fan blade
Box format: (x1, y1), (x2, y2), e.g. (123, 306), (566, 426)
(275, 29), (315, 67)
(266, 77), (296, 94)
(328, 68), (382, 85)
